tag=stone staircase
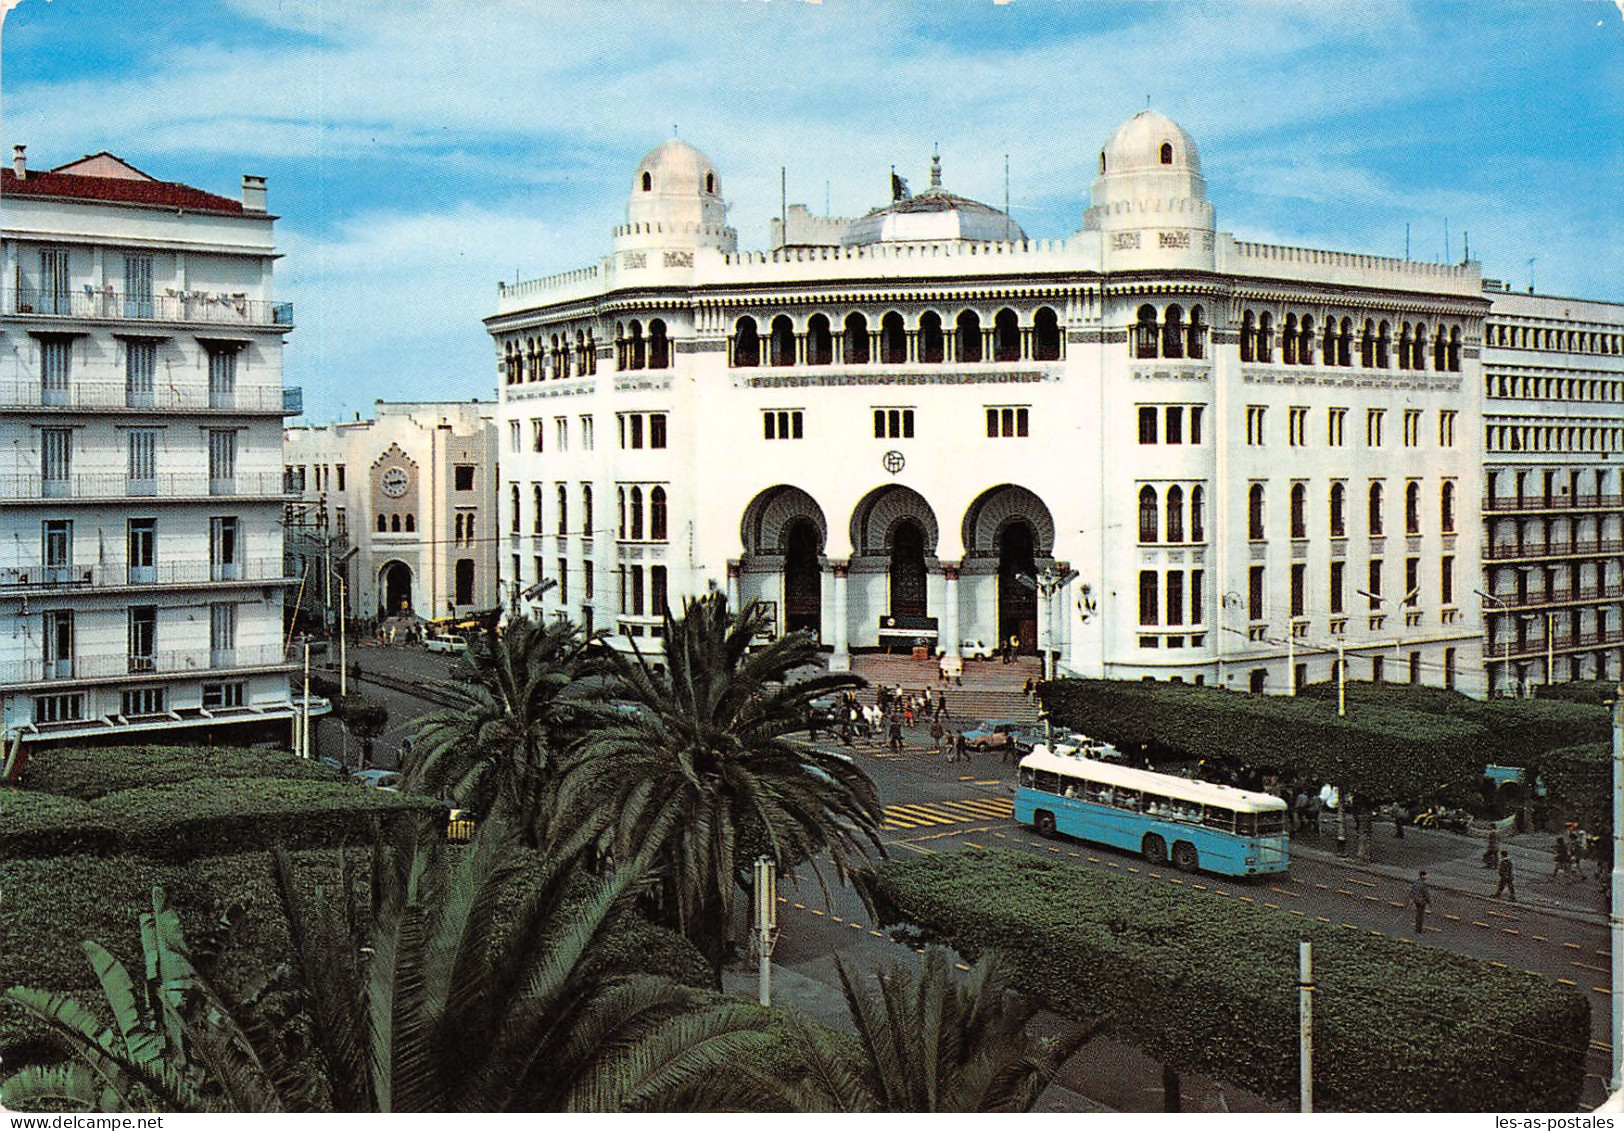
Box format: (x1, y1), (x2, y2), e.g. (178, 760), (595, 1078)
(847, 653), (1044, 725)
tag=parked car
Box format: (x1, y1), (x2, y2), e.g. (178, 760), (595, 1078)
(962, 719), (1027, 753)
(940, 639), (995, 660)
(1048, 730), (1126, 762)
(425, 632), (469, 654)
(352, 769), (400, 791)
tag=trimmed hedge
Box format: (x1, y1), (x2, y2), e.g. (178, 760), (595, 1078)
(22, 744), (335, 801)
(0, 788), (117, 857)
(90, 777), (440, 859)
(870, 849), (1588, 1113)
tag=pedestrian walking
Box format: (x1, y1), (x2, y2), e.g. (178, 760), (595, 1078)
(1406, 870), (1432, 935)
(888, 722), (904, 754)
(1482, 827), (1499, 869)
(955, 731), (968, 763)
(935, 690), (948, 721)
(903, 703), (915, 728)
(929, 719), (944, 752)
(1554, 835), (1572, 880)
(1494, 850), (1517, 901)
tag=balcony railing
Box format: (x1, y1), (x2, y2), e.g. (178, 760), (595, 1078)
(10, 287), (292, 328)
(0, 379), (287, 414)
(1483, 494), (1624, 513)
(1482, 539), (1624, 563)
(0, 642), (292, 686)
(0, 559), (288, 591)
(0, 471), (289, 502)
(1480, 584), (1624, 614)
(1486, 629), (1624, 660)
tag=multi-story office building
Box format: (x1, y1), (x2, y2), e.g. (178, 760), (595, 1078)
(487, 111), (1488, 694)
(1479, 286), (1624, 691)
(283, 401), (498, 624)
(0, 147), (301, 746)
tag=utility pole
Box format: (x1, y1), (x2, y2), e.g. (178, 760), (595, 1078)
(338, 577), (348, 697)
(1611, 685), (1623, 1092)
(301, 641), (312, 760)
(1299, 941), (1314, 1112)
(1546, 611), (1554, 687)
(753, 856), (777, 1007)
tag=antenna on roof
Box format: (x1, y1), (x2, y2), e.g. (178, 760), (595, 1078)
(673, 124), (679, 138)
(1404, 222), (1410, 260)
(1004, 153), (1011, 243)
(1444, 218), (1450, 263)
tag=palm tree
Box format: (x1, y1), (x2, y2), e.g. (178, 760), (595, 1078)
(768, 946), (1092, 1112)
(557, 593), (885, 978)
(272, 818), (775, 1111)
(0, 887), (300, 1113)
(403, 613), (608, 846)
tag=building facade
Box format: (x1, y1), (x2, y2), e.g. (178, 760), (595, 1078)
(283, 401), (498, 625)
(1479, 286), (1624, 692)
(0, 148), (301, 745)
(488, 112), (1492, 695)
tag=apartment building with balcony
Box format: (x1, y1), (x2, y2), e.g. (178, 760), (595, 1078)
(0, 147), (303, 747)
(1479, 285), (1624, 692)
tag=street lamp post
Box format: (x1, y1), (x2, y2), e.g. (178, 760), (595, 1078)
(1476, 590), (1510, 695)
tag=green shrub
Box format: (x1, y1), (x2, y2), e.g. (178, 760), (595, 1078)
(1526, 742), (1612, 843)
(0, 788), (117, 856)
(23, 745), (334, 801)
(870, 849), (1588, 1113)
(90, 778), (440, 859)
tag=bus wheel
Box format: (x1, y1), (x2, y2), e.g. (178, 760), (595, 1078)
(1142, 834), (1167, 865)
(1172, 842), (1199, 873)
(1035, 811), (1056, 837)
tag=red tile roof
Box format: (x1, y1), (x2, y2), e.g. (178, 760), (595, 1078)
(1, 167), (245, 214)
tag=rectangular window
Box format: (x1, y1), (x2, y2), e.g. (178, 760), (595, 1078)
(874, 407), (915, 439)
(207, 429), (237, 493)
(557, 559), (569, 604)
(202, 681), (245, 709)
(582, 415), (595, 450)
(510, 484), (521, 533)
(1403, 409), (1421, 447)
(1291, 563), (1306, 617)
(41, 427), (71, 495)
(986, 406), (1030, 438)
(1288, 406), (1308, 447)
(1164, 406), (1183, 444)
(336, 465), (346, 492)
(454, 465), (475, 491)
(556, 484), (568, 535)
(121, 688), (167, 717)
(1367, 559), (1383, 609)
(43, 609), (73, 677)
(1165, 570), (1184, 627)
(1248, 565), (1265, 621)
(1138, 570), (1159, 626)
(33, 693), (84, 723)
(1189, 406), (1203, 445)
(1190, 570), (1203, 625)
(1366, 408), (1385, 447)
(1405, 557), (1420, 605)
(764, 409), (804, 440)
(38, 248), (70, 314)
(210, 516), (240, 581)
(1246, 405), (1267, 446)
(1138, 406), (1158, 444)
(124, 254), (154, 318)
(42, 520), (72, 582)
(1441, 554), (1454, 605)
(531, 419), (544, 452)
(336, 508), (347, 537)
(533, 556), (545, 591)
(583, 560), (594, 601)
(1330, 561), (1345, 614)
(207, 346), (237, 409)
(210, 602), (237, 663)
(1328, 407), (1346, 447)
(651, 564), (667, 616)
(509, 420), (521, 453)
(128, 429), (157, 495)
(650, 413), (667, 449)
(128, 518), (155, 583)
(1439, 409), (1457, 447)
(125, 339), (156, 407)
(128, 605), (157, 671)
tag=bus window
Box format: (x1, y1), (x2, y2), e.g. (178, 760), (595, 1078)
(1256, 811), (1287, 836)
(1116, 789), (1142, 811)
(1018, 766), (1035, 789)
(1144, 793), (1170, 817)
(1083, 780), (1111, 805)
(1034, 770), (1062, 794)
(1234, 812), (1256, 837)
(1202, 806), (1235, 833)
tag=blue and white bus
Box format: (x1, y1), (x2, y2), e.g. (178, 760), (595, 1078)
(1014, 748), (1289, 877)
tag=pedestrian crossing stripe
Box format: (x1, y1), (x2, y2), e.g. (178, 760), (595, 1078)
(881, 797), (1015, 829)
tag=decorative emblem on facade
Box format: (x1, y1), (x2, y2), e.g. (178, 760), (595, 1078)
(622, 252), (647, 269)
(1111, 231), (1141, 250)
(882, 450), (905, 475)
(1158, 230), (1191, 250)
(663, 250), (694, 268)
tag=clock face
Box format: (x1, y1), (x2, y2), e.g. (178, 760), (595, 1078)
(381, 467), (409, 498)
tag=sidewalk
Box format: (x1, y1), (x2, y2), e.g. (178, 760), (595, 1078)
(1290, 821), (1608, 929)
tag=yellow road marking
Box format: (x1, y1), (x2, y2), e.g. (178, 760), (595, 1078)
(1596, 987), (1613, 996)
(1490, 961), (1508, 969)
(1558, 978), (1578, 986)
(1470, 921), (1490, 929)
(869, 930), (885, 938)
(1088, 856), (1101, 863)
(1532, 935), (1549, 942)
(1068, 851), (1080, 857)
(848, 922), (862, 931)
(955, 963), (970, 971)
(1443, 914), (1462, 922)
(1314, 916), (1331, 923)
(1239, 895), (1254, 903)
(1264, 902), (1280, 910)
(1193, 884), (1208, 892)
(1290, 909), (1305, 916)
(808, 908), (824, 917)
(973, 780), (1000, 786)
(1340, 922), (1359, 930)
(1387, 901), (1404, 908)
(1564, 942), (1583, 951)
(964, 842), (985, 851)
(829, 914), (843, 923)
(1348, 877), (1378, 888)
(793, 903), (805, 910)
(1572, 961), (1608, 974)
(1369, 930), (1385, 937)
(1335, 889), (1353, 896)
(1502, 928), (1520, 936)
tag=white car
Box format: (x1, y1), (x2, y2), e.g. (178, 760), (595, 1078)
(940, 639), (995, 660)
(425, 633), (469, 654)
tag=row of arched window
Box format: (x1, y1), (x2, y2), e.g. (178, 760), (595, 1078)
(1132, 305), (1208, 360)
(502, 327), (599, 385)
(616, 319), (671, 371)
(1486, 321), (1624, 356)
(1488, 373), (1623, 404)
(1245, 480), (1457, 541)
(1487, 424), (1624, 454)
(730, 307), (1064, 368)
(1239, 311), (1463, 372)
(375, 513), (416, 533)
(617, 485), (668, 541)
(1136, 484), (1206, 544)
(453, 512), (477, 546)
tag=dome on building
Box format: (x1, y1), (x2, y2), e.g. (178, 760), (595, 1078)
(632, 138), (723, 200)
(843, 152), (1025, 246)
(1099, 109), (1201, 177)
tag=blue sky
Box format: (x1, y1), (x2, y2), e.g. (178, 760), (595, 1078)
(3, 0), (1622, 422)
